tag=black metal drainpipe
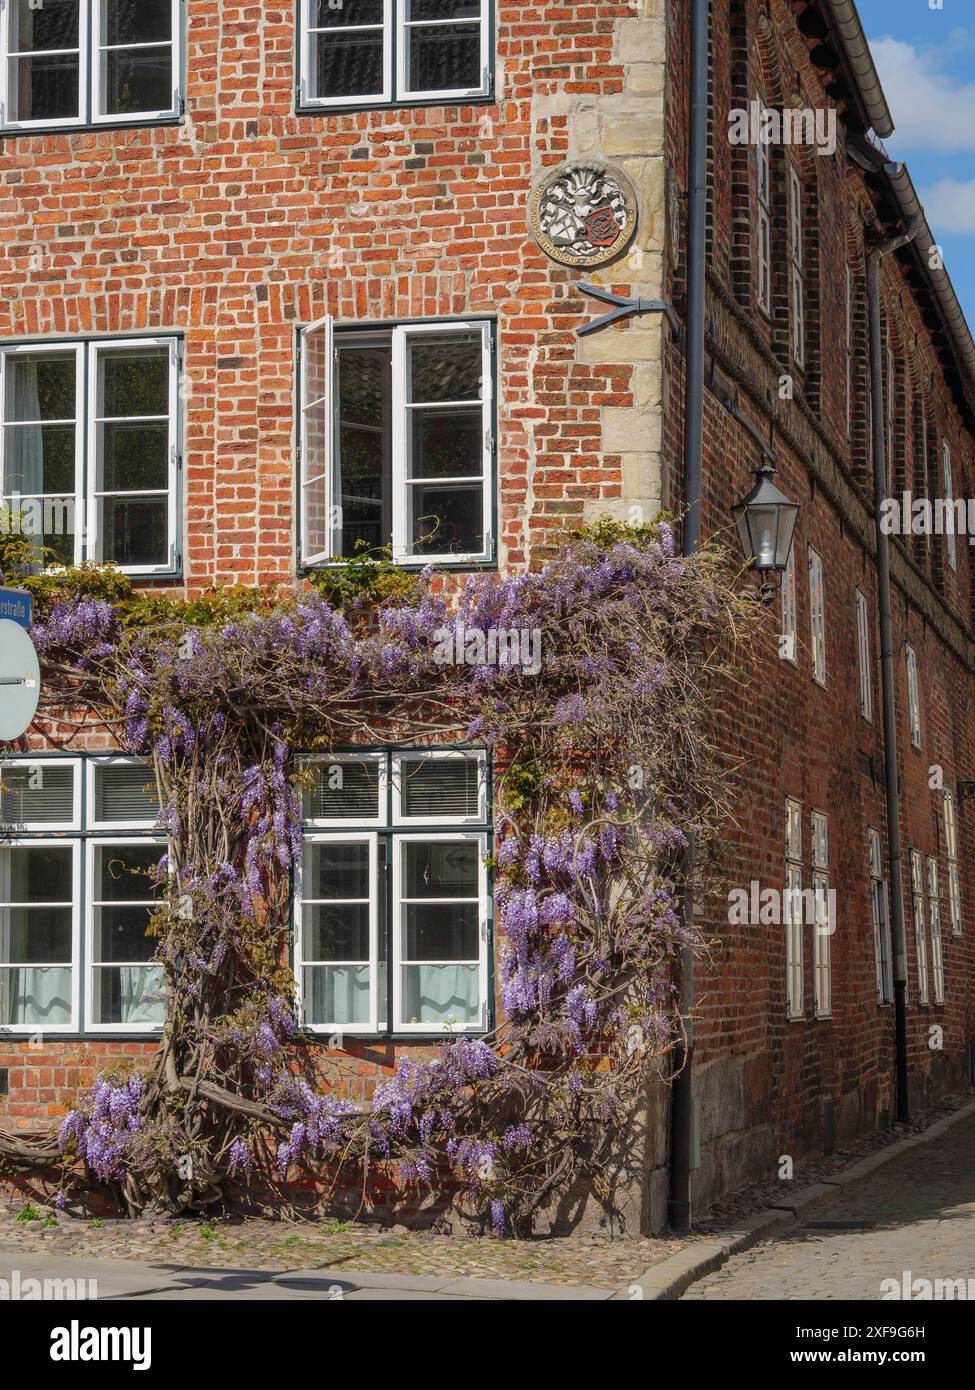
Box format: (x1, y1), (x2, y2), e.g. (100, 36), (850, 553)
(668, 0), (709, 1235)
(867, 217), (920, 1125)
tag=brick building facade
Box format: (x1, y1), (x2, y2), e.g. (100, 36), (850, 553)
(0, 0), (972, 1233)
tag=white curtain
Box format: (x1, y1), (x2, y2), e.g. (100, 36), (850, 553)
(11, 358), (45, 496)
(114, 965), (165, 1026)
(311, 965), (370, 1027)
(4, 966), (72, 1027)
(404, 964), (479, 1025)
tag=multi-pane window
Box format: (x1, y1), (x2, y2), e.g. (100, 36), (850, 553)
(943, 442), (957, 571)
(0, 1), (182, 131)
(790, 168), (804, 369)
(756, 96), (771, 315)
(927, 856), (945, 1004)
(943, 788), (962, 935)
(0, 338), (180, 573)
(295, 749), (490, 1035)
(298, 0), (491, 109)
(780, 543), (797, 663)
(299, 317), (494, 566)
(811, 810), (830, 1018)
(808, 546), (826, 685)
(855, 587), (872, 721)
(910, 848), (928, 1005)
(785, 797), (803, 1019)
(0, 756), (165, 1035)
(868, 828), (893, 1005)
(905, 642), (921, 748)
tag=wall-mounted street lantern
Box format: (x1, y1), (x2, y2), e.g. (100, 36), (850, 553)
(731, 458), (800, 604)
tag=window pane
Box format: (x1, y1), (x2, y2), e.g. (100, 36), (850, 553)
(104, 0), (172, 46)
(312, 0), (384, 26)
(95, 844), (163, 902)
(5, 353), (77, 422)
(92, 905), (157, 962)
(103, 46), (173, 114)
(400, 757), (480, 818)
(338, 345), (388, 554)
(406, 0), (480, 17)
(1, 503), (75, 566)
(303, 903), (370, 961)
(410, 481), (483, 554)
(0, 764), (75, 827)
(408, 337), (481, 403)
(0, 967), (72, 1027)
(3, 425), (76, 494)
(100, 421), (169, 491)
(304, 759), (380, 820)
(11, 0), (80, 51)
(94, 763), (159, 823)
(410, 406), (482, 478)
(2, 906), (73, 963)
(7, 53), (80, 121)
(304, 965), (370, 1026)
(91, 965), (164, 1025)
(305, 842), (370, 899)
(312, 31), (384, 99)
(403, 964), (478, 1025)
(404, 902), (478, 959)
(2, 846), (73, 905)
(403, 840), (478, 898)
(99, 348), (170, 417)
(99, 495), (168, 566)
(407, 23), (480, 92)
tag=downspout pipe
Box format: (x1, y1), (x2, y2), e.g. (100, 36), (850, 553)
(867, 215), (920, 1125)
(669, 0), (708, 1234)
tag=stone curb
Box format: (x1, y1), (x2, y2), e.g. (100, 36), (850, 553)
(625, 1099), (975, 1302)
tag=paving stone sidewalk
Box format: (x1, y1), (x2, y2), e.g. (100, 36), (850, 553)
(682, 1111), (975, 1300)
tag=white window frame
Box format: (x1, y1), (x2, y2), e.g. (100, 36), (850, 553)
(911, 848), (929, 1005)
(299, 752), (387, 829)
(785, 797), (803, 1020)
(808, 545), (826, 686)
(84, 834), (167, 1034)
(790, 167), (804, 368)
(0, 837), (81, 1036)
(905, 641), (921, 748)
(944, 788), (962, 936)
(855, 587), (872, 722)
(943, 441), (957, 571)
(780, 543), (797, 664)
(295, 830), (380, 1036)
(299, 316), (494, 567)
(0, 755), (82, 832)
(86, 755), (162, 832)
(868, 828), (893, 1005)
(392, 830), (488, 1036)
(756, 96), (771, 316)
(299, 0), (490, 109)
(811, 810), (830, 1018)
(0, 0), (181, 132)
(392, 748), (488, 826)
(927, 855), (945, 1005)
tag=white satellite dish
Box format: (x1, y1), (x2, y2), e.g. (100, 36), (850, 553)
(0, 619), (41, 741)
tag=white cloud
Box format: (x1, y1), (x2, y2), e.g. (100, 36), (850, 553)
(871, 36), (975, 150)
(920, 178), (975, 235)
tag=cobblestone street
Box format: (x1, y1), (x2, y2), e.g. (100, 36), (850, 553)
(683, 1113), (975, 1300)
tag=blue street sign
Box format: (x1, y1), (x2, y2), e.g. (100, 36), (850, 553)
(0, 589), (32, 630)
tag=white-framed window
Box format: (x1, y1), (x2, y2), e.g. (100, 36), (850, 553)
(785, 797), (803, 1020)
(780, 542), (797, 664)
(855, 587), (872, 721)
(298, 0), (491, 109)
(298, 317), (494, 566)
(0, 336), (181, 574)
(811, 810), (830, 1018)
(756, 95), (771, 315)
(790, 167), (804, 368)
(0, 755), (164, 1036)
(910, 848), (928, 1005)
(943, 788), (962, 936)
(808, 545), (826, 685)
(868, 827), (893, 1005)
(927, 856), (945, 1004)
(943, 441), (957, 571)
(295, 748), (491, 1036)
(905, 641), (921, 748)
(0, 0), (182, 132)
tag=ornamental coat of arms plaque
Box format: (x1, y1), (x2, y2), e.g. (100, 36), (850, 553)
(528, 161), (638, 268)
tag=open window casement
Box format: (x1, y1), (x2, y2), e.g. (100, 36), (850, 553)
(295, 831), (381, 1035)
(390, 320), (493, 565)
(299, 314), (336, 566)
(397, 0), (491, 104)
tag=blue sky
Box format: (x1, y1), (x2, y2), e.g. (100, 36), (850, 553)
(857, 0), (975, 326)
